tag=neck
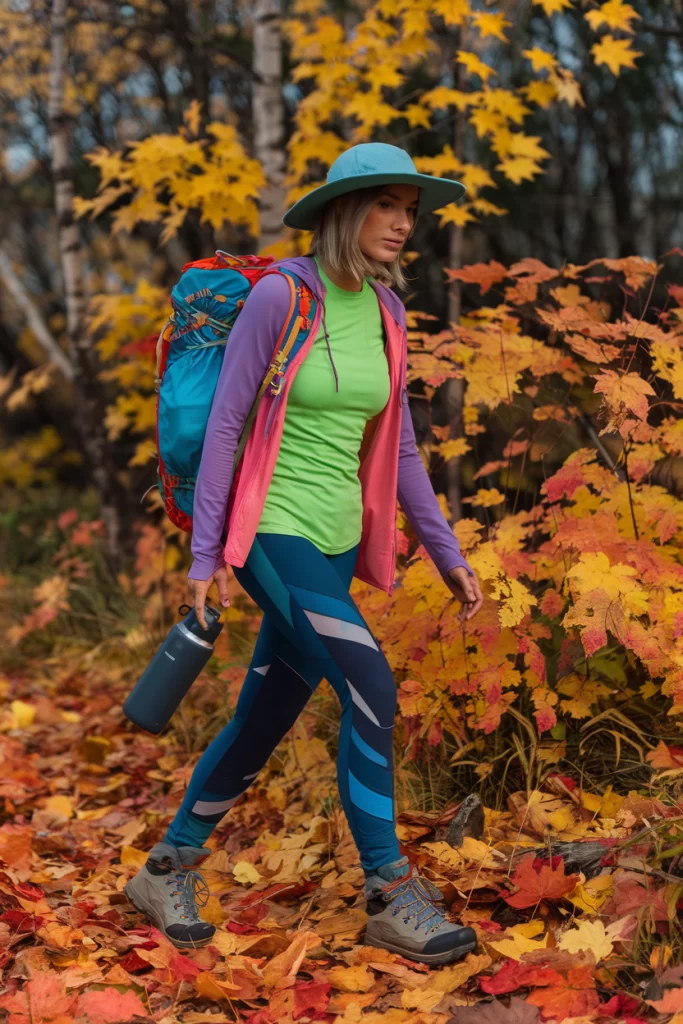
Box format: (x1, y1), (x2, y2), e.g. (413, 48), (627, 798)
(316, 257), (363, 293)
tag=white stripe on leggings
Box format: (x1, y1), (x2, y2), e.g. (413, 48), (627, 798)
(303, 610), (378, 650)
(191, 795), (239, 817)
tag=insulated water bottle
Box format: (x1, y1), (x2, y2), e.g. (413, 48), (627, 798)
(123, 603), (224, 734)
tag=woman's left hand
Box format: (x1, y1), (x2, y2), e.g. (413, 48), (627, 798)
(444, 567), (484, 622)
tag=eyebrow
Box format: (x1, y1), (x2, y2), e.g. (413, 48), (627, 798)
(380, 190), (419, 207)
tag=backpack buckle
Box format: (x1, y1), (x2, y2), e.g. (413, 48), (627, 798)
(269, 373), (284, 396)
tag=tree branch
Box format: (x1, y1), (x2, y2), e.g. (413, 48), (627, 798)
(0, 246), (74, 381)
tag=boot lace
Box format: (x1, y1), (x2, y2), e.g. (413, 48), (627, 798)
(382, 874), (449, 936)
(166, 869), (210, 922)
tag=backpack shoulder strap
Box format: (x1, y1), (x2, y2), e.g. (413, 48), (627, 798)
(232, 268), (316, 472)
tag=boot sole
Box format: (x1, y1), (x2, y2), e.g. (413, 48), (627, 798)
(124, 879), (214, 950)
(363, 932), (476, 966)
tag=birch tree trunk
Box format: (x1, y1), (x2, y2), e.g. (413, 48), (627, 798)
(252, 0), (286, 253)
(49, 0), (124, 558)
(445, 54), (468, 524)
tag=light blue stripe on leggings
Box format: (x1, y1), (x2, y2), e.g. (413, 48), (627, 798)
(351, 726), (388, 767)
(348, 769), (393, 821)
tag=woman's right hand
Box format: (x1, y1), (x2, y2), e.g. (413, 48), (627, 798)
(188, 566), (231, 630)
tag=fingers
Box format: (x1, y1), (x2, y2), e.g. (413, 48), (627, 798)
(451, 569), (484, 622)
(462, 575), (484, 621)
(214, 566), (231, 608)
(188, 577), (211, 631)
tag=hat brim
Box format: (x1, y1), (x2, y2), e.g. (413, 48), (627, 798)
(282, 172), (466, 230)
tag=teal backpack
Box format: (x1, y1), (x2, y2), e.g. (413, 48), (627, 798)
(154, 251), (316, 532)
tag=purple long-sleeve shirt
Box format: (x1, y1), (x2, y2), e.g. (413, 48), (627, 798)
(188, 257), (472, 582)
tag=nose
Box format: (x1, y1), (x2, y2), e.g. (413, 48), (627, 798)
(393, 208), (412, 235)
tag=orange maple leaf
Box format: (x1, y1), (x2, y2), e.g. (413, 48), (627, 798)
(527, 965), (600, 1019)
(445, 260), (508, 295)
(503, 854), (579, 908)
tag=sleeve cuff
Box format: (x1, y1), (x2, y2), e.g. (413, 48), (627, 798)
(440, 553), (475, 578)
(188, 553), (227, 582)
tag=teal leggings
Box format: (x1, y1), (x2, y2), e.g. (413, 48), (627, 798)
(164, 533), (402, 875)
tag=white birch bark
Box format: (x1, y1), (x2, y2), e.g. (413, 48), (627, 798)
(0, 246), (74, 380)
(253, 0), (286, 253)
(49, 0), (121, 555)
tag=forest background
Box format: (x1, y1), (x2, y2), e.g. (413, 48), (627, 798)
(0, 1), (683, 1020)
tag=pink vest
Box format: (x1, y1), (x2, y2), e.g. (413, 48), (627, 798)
(223, 286), (406, 596)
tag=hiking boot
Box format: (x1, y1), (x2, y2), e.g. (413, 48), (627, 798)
(125, 841), (215, 949)
(363, 855), (477, 966)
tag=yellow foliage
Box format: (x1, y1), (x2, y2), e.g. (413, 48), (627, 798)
(591, 34), (643, 75)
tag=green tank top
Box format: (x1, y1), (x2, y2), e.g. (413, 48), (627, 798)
(256, 256), (390, 554)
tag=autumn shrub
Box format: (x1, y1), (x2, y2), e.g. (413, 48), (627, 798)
(3, 253), (683, 815)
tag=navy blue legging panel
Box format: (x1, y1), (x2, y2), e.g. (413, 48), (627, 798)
(164, 533), (402, 874)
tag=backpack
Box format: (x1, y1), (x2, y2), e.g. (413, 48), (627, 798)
(154, 250), (314, 532)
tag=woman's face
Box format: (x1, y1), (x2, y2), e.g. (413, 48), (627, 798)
(358, 184), (419, 262)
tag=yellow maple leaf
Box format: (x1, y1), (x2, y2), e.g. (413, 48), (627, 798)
(457, 50), (497, 81)
(593, 368), (655, 436)
(651, 340), (683, 400)
(550, 68), (585, 107)
(481, 88), (530, 125)
(10, 700), (36, 729)
(469, 488), (506, 508)
(488, 920), (548, 960)
(565, 551), (642, 600)
(472, 11), (510, 40)
(434, 437), (471, 460)
(232, 860), (261, 884)
(438, 205), (477, 228)
(422, 86), (472, 111)
(469, 107), (507, 138)
(86, 145), (127, 187)
(570, 874), (613, 913)
(434, 0), (471, 26)
(523, 47), (558, 72)
(559, 919), (616, 962)
(327, 965), (375, 993)
(591, 34), (642, 75)
(535, 0), (572, 12)
(496, 155), (544, 184)
(403, 104), (431, 129)
(525, 80), (558, 109)
(557, 672), (613, 718)
(585, 0), (639, 34)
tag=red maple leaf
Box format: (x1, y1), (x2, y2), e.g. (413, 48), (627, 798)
(502, 854), (579, 909)
(480, 960), (562, 995)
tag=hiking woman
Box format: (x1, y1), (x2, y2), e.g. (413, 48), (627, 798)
(126, 142), (484, 965)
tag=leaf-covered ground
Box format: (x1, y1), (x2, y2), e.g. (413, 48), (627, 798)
(0, 662), (681, 1024)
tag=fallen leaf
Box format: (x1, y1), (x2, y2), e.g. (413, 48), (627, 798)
(233, 860), (261, 884)
(76, 987), (149, 1022)
(448, 996), (541, 1023)
(261, 929), (322, 988)
(503, 855), (579, 909)
(558, 919), (615, 962)
(327, 964), (375, 993)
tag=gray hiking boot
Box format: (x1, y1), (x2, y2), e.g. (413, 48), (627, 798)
(125, 841), (215, 949)
(363, 855), (477, 966)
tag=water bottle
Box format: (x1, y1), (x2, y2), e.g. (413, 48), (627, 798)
(124, 603), (224, 734)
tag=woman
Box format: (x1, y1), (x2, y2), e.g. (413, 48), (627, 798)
(126, 142), (484, 966)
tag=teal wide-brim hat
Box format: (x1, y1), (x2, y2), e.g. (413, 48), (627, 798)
(282, 142), (466, 230)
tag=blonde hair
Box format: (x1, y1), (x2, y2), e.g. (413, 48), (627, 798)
(308, 184), (417, 291)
